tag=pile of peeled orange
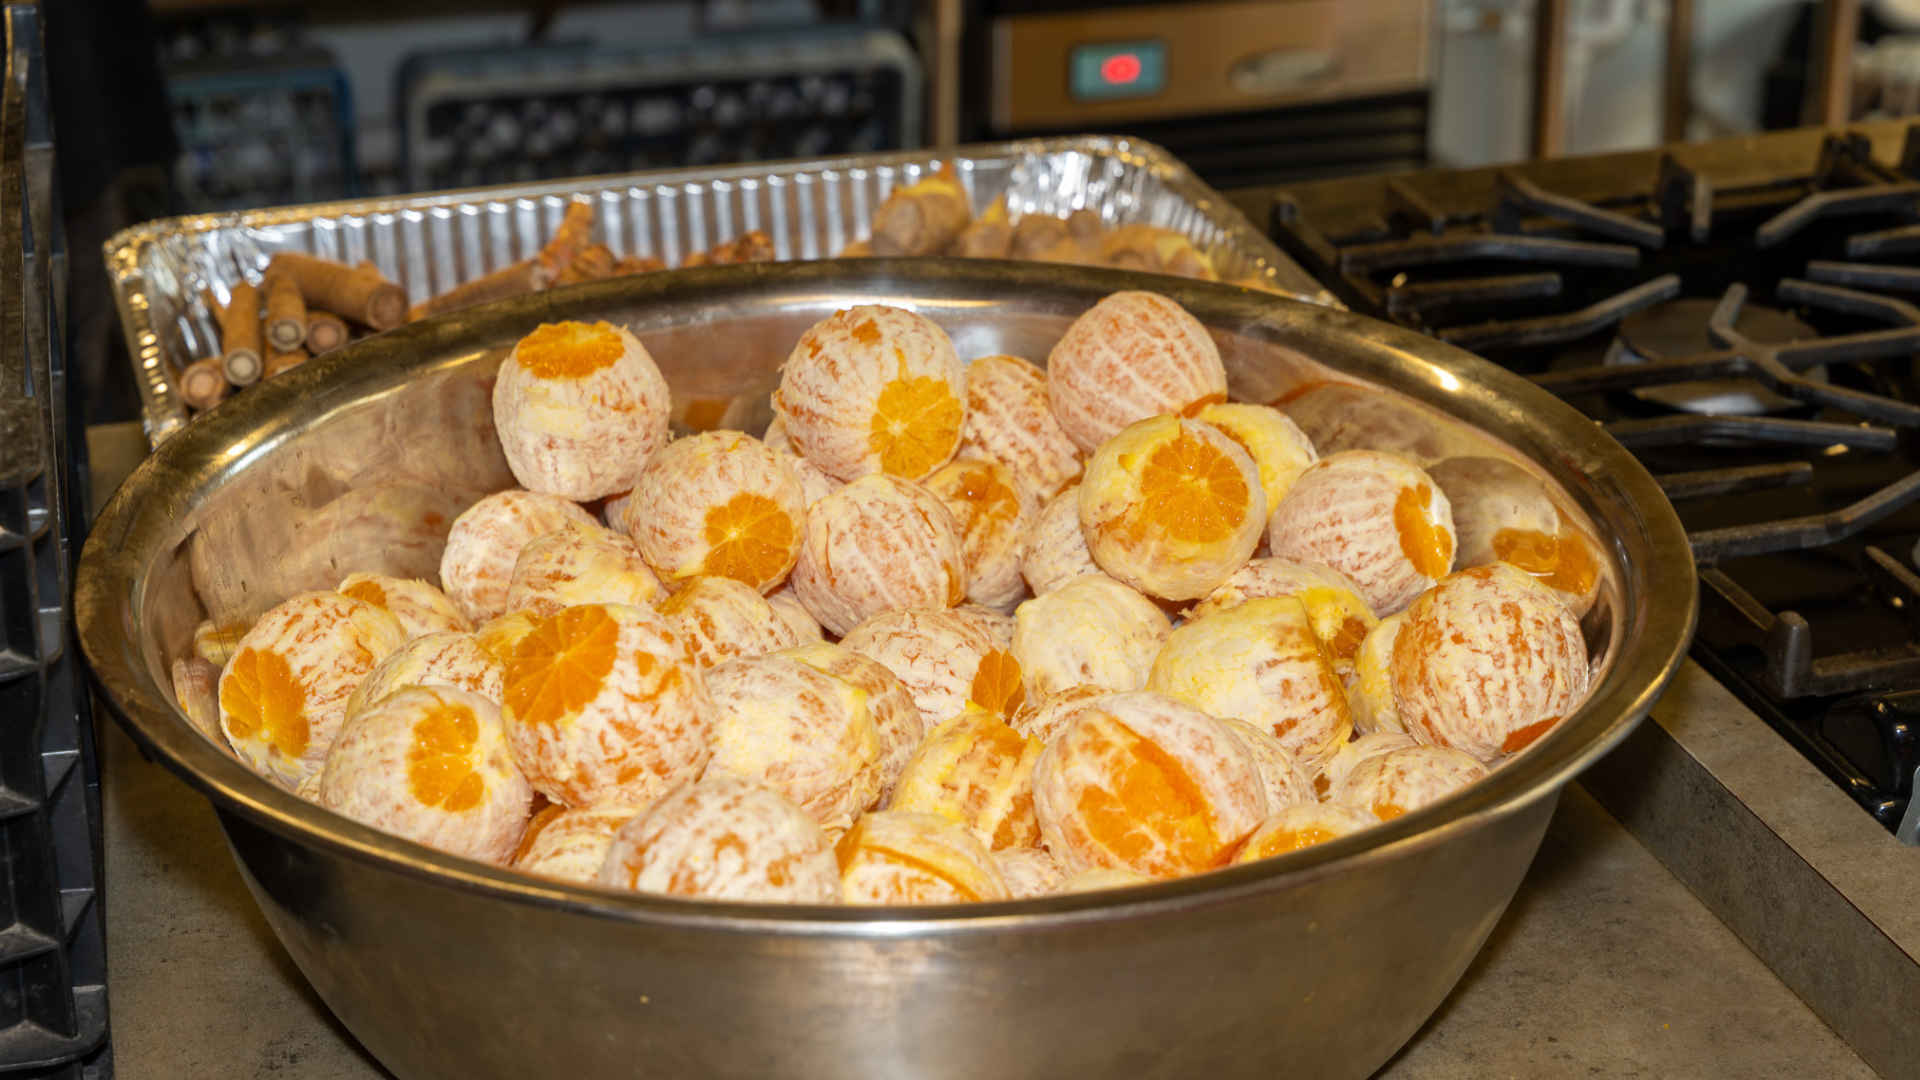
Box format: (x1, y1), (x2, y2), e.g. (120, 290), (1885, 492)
(171, 291), (1600, 905)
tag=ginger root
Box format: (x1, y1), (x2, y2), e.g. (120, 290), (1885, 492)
(948, 196), (1012, 259)
(871, 166), (970, 256)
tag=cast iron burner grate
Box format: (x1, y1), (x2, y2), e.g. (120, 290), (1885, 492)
(1271, 124), (1920, 837)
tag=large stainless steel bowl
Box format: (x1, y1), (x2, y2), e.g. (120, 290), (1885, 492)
(77, 260), (1695, 1080)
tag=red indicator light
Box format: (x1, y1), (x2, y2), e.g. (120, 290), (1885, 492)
(1101, 53), (1143, 85)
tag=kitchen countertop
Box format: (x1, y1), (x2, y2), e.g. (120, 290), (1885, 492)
(85, 422), (1879, 1079)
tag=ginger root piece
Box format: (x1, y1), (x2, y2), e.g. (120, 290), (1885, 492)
(219, 281), (264, 387)
(412, 201), (599, 320)
(553, 243), (617, 285)
(262, 269), (307, 351)
(268, 252), (407, 330)
(1066, 208), (1106, 248)
(948, 196), (1011, 259)
(683, 229), (776, 266)
(534, 200), (597, 284)
(611, 254), (667, 276)
(1009, 214), (1070, 260)
(305, 310), (349, 353)
(1099, 225), (1219, 281)
(871, 167), (971, 257)
(409, 261), (542, 322)
(179, 357), (230, 411)
(263, 347), (309, 379)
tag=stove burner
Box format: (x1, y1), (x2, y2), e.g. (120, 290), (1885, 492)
(1611, 298), (1820, 415)
(1493, 171), (1667, 248)
(1437, 275), (1677, 352)
(1619, 297), (1814, 359)
(1653, 153), (1713, 243)
(1754, 130), (1920, 249)
(1535, 281), (1920, 433)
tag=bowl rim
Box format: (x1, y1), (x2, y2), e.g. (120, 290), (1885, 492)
(76, 258), (1697, 934)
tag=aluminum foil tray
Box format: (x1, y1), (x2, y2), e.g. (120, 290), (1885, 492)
(105, 135), (1329, 447)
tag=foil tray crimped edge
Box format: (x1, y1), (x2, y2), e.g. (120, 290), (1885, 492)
(106, 135), (1332, 448)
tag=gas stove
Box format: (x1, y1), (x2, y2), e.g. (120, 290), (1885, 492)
(1238, 120), (1920, 1080)
(1269, 123), (1920, 839)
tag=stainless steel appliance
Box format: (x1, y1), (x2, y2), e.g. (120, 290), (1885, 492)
(964, 0), (1434, 188)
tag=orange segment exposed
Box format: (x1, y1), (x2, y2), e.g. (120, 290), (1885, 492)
(1211, 425), (1257, 465)
(832, 818), (866, 868)
(871, 847), (985, 902)
(1250, 825), (1340, 859)
(1492, 521), (1597, 599)
(1303, 619), (1356, 733)
(220, 647), (310, 758)
(1136, 430), (1249, 545)
(971, 719), (1037, 847)
(947, 463), (1020, 524)
(1076, 720), (1218, 871)
(1325, 615), (1371, 662)
(512, 802), (567, 865)
(701, 492), (796, 588)
(1393, 483), (1454, 579)
(476, 612), (543, 666)
(505, 605), (620, 727)
(680, 397), (730, 432)
(837, 817), (987, 903)
(516, 320), (625, 379)
(339, 579), (388, 610)
(968, 649), (1026, 716)
(1177, 393), (1228, 418)
(407, 700), (484, 811)
(1501, 715), (1560, 755)
(870, 375), (963, 478)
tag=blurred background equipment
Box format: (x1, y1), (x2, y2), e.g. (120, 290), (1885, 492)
(48, 0), (176, 426)
(161, 27), (356, 213)
(398, 28), (920, 190)
(123, 1), (1920, 206)
(66, 0), (1920, 430)
(960, 0), (1436, 188)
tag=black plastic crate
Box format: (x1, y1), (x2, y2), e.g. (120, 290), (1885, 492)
(0, 6), (109, 1076)
(165, 49), (356, 214)
(398, 28), (921, 191)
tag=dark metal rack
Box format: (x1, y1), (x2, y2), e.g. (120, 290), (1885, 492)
(0, 6), (110, 1077)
